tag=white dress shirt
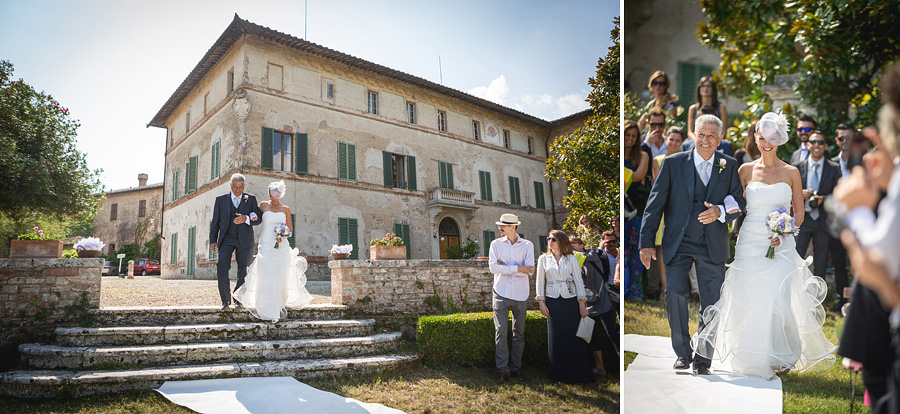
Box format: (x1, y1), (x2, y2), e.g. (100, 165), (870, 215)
(230, 192), (258, 224)
(693, 149), (729, 222)
(489, 236), (535, 302)
(535, 253), (586, 301)
(648, 141), (667, 158)
(837, 154), (850, 181)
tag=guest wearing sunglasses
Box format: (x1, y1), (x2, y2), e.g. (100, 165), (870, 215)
(638, 70), (680, 131)
(789, 114), (819, 164)
(536, 229), (594, 383)
(833, 123), (856, 180)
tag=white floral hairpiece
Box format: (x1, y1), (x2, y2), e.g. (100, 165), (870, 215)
(775, 112), (789, 136)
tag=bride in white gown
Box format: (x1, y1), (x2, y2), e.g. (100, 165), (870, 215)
(692, 112), (837, 379)
(233, 181), (312, 322)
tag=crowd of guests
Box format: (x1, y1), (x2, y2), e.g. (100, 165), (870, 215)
(488, 213), (620, 385)
(625, 62), (900, 413)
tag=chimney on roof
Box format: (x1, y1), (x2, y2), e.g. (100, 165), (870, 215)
(138, 173), (148, 187)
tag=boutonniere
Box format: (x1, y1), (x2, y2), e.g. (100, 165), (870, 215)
(717, 158), (727, 172)
(242, 194), (248, 202)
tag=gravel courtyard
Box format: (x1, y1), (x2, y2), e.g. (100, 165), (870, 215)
(100, 276), (332, 307)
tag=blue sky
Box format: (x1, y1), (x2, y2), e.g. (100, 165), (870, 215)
(0, 0), (617, 190)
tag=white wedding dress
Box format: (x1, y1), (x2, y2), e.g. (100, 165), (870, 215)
(233, 211), (312, 322)
(691, 181), (837, 379)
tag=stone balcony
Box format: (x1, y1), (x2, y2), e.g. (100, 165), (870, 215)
(426, 187), (477, 210)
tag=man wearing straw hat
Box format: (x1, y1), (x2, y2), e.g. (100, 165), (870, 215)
(488, 213), (535, 384)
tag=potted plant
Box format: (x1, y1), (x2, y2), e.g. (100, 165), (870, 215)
(9, 227), (63, 258)
(369, 233), (406, 260)
(74, 237), (105, 258)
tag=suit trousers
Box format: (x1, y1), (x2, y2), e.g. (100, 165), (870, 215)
(828, 235), (850, 301)
(664, 234), (725, 367)
(493, 291), (527, 374)
(216, 235), (251, 305)
(795, 218), (830, 277)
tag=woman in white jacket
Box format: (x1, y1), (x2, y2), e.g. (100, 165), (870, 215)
(536, 229), (594, 383)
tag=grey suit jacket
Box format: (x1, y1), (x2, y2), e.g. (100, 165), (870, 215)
(790, 147), (808, 164)
(792, 157), (841, 227)
(209, 193), (263, 248)
(640, 151), (746, 264)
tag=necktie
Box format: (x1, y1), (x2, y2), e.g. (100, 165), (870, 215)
(700, 160), (710, 186)
(809, 164), (820, 220)
(233, 195), (240, 208)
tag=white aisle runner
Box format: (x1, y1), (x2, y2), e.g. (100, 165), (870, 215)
(156, 376), (406, 414)
(624, 334), (783, 413)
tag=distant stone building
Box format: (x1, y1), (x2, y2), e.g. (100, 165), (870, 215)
(148, 15), (589, 280)
(93, 174), (163, 255)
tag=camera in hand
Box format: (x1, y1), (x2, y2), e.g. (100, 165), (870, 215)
(808, 191), (820, 209)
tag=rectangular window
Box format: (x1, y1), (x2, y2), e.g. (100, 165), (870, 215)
(367, 91), (378, 115)
(338, 142), (357, 181)
(273, 131), (293, 172)
(508, 176), (521, 206)
(187, 227), (196, 278)
(472, 121), (480, 141)
(227, 69), (234, 94)
(170, 233), (178, 265)
(210, 140), (221, 181)
(187, 156), (198, 194)
(110, 203), (118, 221)
(503, 130), (510, 149)
(438, 110), (447, 132)
(483, 230), (496, 257)
(406, 102), (416, 124)
(185, 111), (191, 134)
(478, 170), (492, 201)
(327, 82), (334, 99)
(139, 200), (147, 218)
(393, 223), (411, 259)
(172, 169), (180, 201)
(528, 137), (534, 154)
(203, 92), (208, 116)
(438, 161), (454, 190)
(383, 152), (407, 189)
(539, 235), (548, 253)
(533, 181), (546, 209)
(268, 63), (283, 91)
(338, 217), (359, 260)
(677, 61), (715, 107)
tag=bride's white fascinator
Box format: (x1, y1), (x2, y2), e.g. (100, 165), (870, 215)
(756, 112), (790, 146)
(268, 180), (286, 200)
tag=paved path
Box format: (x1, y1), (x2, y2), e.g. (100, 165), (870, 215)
(100, 276), (332, 307)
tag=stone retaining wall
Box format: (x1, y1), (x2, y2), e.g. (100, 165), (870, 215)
(0, 258), (102, 345)
(329, 259), (538, 315)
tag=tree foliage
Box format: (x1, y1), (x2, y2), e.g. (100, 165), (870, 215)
(546, 17), (620, 235)
(699, 0), (900, 158)
(0, 60), (102, 227)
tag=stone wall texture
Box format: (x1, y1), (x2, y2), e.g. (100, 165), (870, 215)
(329, 259), (538, 315)
(0, 258), (102, 345)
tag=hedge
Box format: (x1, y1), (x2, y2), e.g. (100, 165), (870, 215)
(416, 311), (548, 366)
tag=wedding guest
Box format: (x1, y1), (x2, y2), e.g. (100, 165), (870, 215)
(572, 236), (619, 376)
(537, 230), (594, 383)
(789, 114), (818, 164)
(645, 126), (685, 300)
(578, 215), (600, 248)
(641, 108), (668, 160)
(488, 213), (535, 384)
(624, 120), (649, 300)
(600, 231), (620, 317)
(638, 70), (679, 130)
(687, 77), (728, 141)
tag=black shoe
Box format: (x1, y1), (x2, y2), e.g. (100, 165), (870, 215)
(692, 365), (711, 375)
(235, 301), (244, 309)
(496, 371), (510, 384)
(831, 300), (847, 313)
(673, 357), (692, 370)
(220, 303), (230, 310)
(510, 371), (531, 383)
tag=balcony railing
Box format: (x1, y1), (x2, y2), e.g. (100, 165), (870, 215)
(427, 187), (477, 210)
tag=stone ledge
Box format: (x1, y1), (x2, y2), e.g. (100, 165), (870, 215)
(328, 259), (488, 269)
(0, 258), (104, 269)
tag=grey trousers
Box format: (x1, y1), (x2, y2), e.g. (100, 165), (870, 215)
(493, 291), (527, 373)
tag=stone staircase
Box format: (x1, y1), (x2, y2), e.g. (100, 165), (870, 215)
(0, 305), (418, 398)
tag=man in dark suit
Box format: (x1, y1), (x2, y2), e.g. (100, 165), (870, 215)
(640, 114), (746, 375)
(792, 131), (841, 288)
(789, 114), (818, 164)
(209, 173), (262, 309)
(829, 123), (856, 310)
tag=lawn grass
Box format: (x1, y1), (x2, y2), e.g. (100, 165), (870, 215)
(0, 361), (618, 413)
(624, 298), (868, 413)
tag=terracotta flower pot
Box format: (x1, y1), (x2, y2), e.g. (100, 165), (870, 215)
(331, 253), (350, 260)
(9, 240), (64, 258)
(369, 245), (406, 260)
(77, 250), (101, 258)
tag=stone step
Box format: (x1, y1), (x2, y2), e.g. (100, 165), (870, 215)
(89, 304), (349, 326)
(21, 332), (402, 370)
(0, 353), (420, 398)
(56, 319), (377, 346)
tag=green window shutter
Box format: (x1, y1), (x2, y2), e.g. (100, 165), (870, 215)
(211, 141), (220, 181)
(339, 218), (359, 260)
(407, 155), (417, 191)
(509, 177), (520, 205)
(170, 233), (178, 265)
(348, 144), (356, 181)
(677, 61), (714, 108)
(479, 171), (492, 201)
(261, 127), (274, 170)
(338, 218), (348, 247)
(539, 235), (547, 253)
(184, 162), (190, 195)
(533, 181), (545, 209)
(187, 227), (196, 277)
(338, 142), (348, 180)
(287, 213), (296, 247)
(172, 170), (179, 201)
(383, 151), (394, 188)
(394, 223), (411, 259)
(438, 162), (446, 189)
(483, 230), (495, 257)
(188, 156), (198, 193)
(295, 133), (308, 174)
(447, 163), (454, 189)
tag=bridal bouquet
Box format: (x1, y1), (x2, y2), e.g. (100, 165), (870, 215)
(765, 207), (798, 259)
(274, 223), (291, 249)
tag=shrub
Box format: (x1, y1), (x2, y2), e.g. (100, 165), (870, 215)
(62, 249), (78, 258)
(416, 311), (548, 367)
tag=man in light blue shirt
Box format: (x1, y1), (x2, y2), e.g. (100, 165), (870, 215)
(488, 213), (535, 384)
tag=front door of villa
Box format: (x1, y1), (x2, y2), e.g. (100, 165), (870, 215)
(438, 218), (460, 259)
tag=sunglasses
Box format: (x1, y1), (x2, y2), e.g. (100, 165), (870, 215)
(808, 139), (827, 146)
(797, 127), (813, 133)
(835, 136), (848, 142)
(604, 240), (619, 246)
(651, 81), (666, 87)
(547, 237), (557, 242)
(649, 122), (665, 128)
(700, 84), (713, 88)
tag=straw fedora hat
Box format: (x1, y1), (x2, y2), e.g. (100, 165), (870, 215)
(495, 213), (521, 226)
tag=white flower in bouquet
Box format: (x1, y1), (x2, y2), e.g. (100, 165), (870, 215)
(764, 207), (799, 259)
(74, 237), (105, 252)
(330, 244), (354, 255)
(274, 223), (291, 249)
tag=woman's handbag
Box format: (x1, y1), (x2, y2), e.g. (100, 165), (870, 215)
(576, 316), (595, 343)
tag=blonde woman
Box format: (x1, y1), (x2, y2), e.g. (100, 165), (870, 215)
(638, 70), (680, 130)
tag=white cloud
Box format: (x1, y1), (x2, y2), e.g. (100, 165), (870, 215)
(468, 75), (509, 105)
(470, 76), (590, 120)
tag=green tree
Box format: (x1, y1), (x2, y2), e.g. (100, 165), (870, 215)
(699, 0), (900, 158)
(546, 17), (620, 234)
(0, 60), (102, 233)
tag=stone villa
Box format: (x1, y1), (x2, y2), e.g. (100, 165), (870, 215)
(92, 173), (163, 255)
(149, 15), (589, 280)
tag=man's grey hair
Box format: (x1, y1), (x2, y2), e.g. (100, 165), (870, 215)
(230, 173), (246, 184)
(695, 114), (723, 137)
